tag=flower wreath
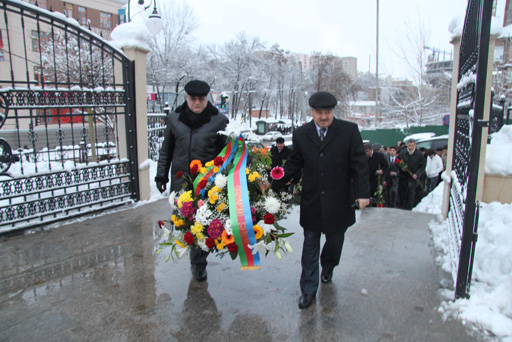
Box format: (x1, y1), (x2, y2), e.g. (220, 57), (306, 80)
(157, 136), (294, 270)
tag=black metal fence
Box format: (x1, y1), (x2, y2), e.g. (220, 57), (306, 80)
(448, 0), (493, 299)
(0, 1), (138, 233)
(147, 112), (167, 162)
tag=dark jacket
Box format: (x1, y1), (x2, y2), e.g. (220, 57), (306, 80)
(270, 145), (292, 168)
(278, 119), (370, 234)
(397, 148), (425, 181)
(385, 155), (400, 190)
(367, 150), (389, 196)
(155, 102), (229, 192)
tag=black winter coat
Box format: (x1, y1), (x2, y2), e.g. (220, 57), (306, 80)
(279, 119), (370, 234)
(397, 148), (425, 181)
(155, 102), (229, 192)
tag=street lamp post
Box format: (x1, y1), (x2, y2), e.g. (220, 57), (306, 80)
(127, 0), (163, 36)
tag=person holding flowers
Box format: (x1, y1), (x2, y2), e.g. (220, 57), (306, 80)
(264, 91), (370, 309)
(154, 80), (229, 281)
(397, 138), (426, 210)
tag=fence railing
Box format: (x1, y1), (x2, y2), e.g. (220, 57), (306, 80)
(147, 112), (167, 162)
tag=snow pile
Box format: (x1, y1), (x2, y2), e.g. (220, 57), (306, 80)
(415, 125), (512, 340)
(486, 125), (512, 175)
(110, 22), (152, 51)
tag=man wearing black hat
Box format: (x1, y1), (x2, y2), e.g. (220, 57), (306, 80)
(155, 80), (229, 281)
(268, 91), (370, 309)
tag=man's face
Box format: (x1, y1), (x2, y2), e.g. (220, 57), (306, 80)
(311, 108), (334, 128)
(186, 94), (208, 114)
(389, 148), (397, 157)
(365, 148), (372, 158)
(276, 142), (285, 150)
(407, 141), (416, 152)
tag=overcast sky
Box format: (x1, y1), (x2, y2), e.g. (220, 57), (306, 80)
(187, 0), (506, 80)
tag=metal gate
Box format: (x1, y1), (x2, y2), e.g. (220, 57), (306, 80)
(0, 0), (139, 233)
(448, 0), (493, 299)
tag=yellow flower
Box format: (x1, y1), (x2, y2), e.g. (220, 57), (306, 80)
(208, 186), (221, 204)
(175, 240), (184, 248)
(216, 203), (227, 212)
(246, 168), (250, 175)
(205, 161), (214, 167)
(171, 214), (178, 223)
(253, 224), (263, 239)
(213, 166), (220, 173)
(247, 171), (261, 182)
(175, 219), (185, 227)
(177, 191), (193, 208)
(216, 241), (225, 250)
(199, 167), (207, 174)
(191, 222), (204, 235)
(196, 232), (204, 240)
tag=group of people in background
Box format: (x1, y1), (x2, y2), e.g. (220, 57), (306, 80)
(365, 139), (448, 210)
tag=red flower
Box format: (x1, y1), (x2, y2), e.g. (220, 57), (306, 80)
(205, 238), (215, 249)
(190, 165), (199, 175)
(264, 213), (275, 225)
(270, 166), (284, 180)
(157, 220), (164, 229)
(176, 171), (184, 179)
(214, 156), (223, 167)
(198, 179), (208, 190)
(394, 158), (401, 165)
(184, 231), (194, 245)
(227, 242), (238, 253)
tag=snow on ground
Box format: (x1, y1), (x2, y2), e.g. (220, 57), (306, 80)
(414, 126), (512, 341)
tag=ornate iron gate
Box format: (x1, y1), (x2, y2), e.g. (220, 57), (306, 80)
(0, 0), (138, 233)
(448, 0), (493, 299)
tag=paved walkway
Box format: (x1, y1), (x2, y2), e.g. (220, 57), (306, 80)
(0, 200), (489, 341)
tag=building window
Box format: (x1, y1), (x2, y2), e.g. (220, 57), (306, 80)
(29, 0), (47, 9)
(31, 30), (49, 52)
(64, 8), (72, 18)
(78, 7), (86, 25)
(100, 12), (112, 30)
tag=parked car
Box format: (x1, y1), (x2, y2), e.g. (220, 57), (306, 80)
(261, 131), (283, 141)
(416, 134), (449, 150)
(403, 132), (436, 143)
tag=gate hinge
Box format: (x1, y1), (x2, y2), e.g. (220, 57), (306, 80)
(476, 119), (489, 127)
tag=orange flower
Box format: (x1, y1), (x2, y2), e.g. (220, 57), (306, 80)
(221, 230), (235, 245)
(253, 225), (263, 239)
(190, 160), (203, 170)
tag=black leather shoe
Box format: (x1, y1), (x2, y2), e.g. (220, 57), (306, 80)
(195, 269), (207, 282)
(321, 269), (333, 284)
(298, 294), (315, 309)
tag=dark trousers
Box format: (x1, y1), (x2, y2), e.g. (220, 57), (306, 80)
(190, 246), (208, 271)
(300, 229), (345, 295)
(399, 177), (418, 210)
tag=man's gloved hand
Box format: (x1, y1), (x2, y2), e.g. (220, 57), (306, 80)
(156, 181), (167, 194)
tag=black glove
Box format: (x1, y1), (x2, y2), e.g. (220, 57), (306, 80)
(156, 181), (167, 194)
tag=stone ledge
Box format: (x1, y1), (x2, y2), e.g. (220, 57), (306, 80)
(482, 173), (512, 204)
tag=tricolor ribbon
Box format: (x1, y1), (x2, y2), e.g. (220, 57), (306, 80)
(227, 137), (260, 270)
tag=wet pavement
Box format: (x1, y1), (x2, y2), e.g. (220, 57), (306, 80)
(0, 200), (489, 342)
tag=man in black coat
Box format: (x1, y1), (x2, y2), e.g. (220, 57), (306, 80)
(397, 139), (425, 210)
(154, 80), (229, 282)
(268, 91), (370, 309)
(364, 142), (389, 202)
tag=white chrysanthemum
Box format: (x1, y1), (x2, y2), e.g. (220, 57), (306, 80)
(168, 191), (176, 209)
(264, 196), (281, 214)
(197, 239), (210, 252)
(196, 205), (212, 226)
(215, 174), (227, 189)
(224, 219), (233, 235)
